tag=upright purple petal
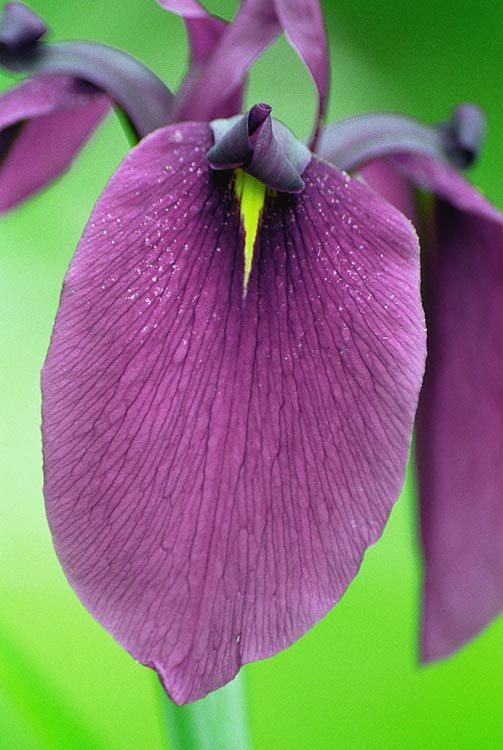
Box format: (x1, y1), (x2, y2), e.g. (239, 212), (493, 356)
(42, 122), (425, 704)
(159, 0), (243, 119)
(0, 75), (109, 212)
(389, 155), (503, 661)
(274, 0), (329, 141)
(158, 1), (227, 64)
(162, 0), (329, 137)
(163, 0), (281, 122)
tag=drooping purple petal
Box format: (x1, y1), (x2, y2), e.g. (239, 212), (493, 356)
(0, 74), (109, 212)
(385, 155), (503, 661)
(318, 106), (486, 174)
(274, 0), (329, 142)
(208, 103), (311, 192)
(42, 122), (425, 704)
(416, 201), (503, 662)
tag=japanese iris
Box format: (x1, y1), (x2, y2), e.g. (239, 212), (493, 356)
(1, 0), (501, 705)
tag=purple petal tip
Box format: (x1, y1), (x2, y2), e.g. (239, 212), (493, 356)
(447, 103), (486, 168)
(0, 2), (47, 51)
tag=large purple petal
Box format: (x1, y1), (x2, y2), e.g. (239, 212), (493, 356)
(0, 74), (109, 212)
(42, 122), (425, 704)
(389, 156), (503, 661)
(417, 201), (503, 662)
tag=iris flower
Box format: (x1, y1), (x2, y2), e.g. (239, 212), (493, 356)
(1, 0), (501, 705)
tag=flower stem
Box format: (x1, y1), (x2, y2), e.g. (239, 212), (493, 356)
(159, 672), (253, 750)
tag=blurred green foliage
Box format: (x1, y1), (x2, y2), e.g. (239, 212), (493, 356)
(1, 1), (502, 748)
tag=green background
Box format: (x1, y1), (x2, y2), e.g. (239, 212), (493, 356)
(1, 1), (503, 747)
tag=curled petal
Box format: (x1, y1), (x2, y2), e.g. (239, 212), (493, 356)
(317, 107), (486, 173)
(208, 103), (311, 193)
(441, 103), (485, 169)
(0, 3), (173, 138)
(0, 75), (109, 212)
(1, 41), (174, 139)
(43, 122), (425, 704)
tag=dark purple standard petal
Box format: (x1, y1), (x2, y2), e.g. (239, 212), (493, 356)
(0, 75), (109, 212)
(42, 122), (425, 704)
(159, 1), (228, 63)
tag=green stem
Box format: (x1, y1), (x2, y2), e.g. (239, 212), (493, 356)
(159, 671), (253, 750)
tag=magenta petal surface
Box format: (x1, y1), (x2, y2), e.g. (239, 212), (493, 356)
(391, 156), (503, 660)
(360, 158), (418, 223)
(0, 74), (109, 212)
(42, 122), (425, 704)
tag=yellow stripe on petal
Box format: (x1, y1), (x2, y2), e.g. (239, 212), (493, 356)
(234, 169), (267, 296)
